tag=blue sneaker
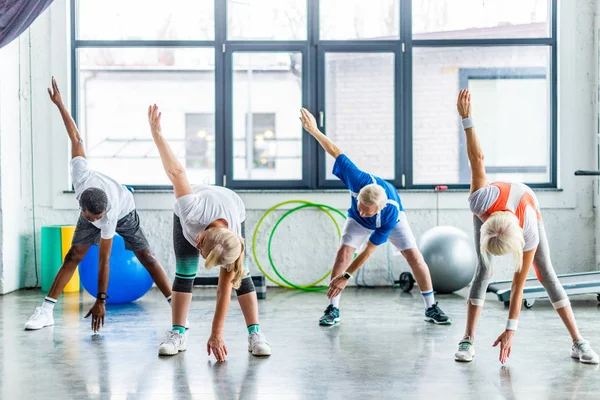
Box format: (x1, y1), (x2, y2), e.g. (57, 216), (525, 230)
(425, 302), (451, 325)
(319, 305), (340, 326)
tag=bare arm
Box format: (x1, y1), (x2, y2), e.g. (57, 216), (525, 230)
(299, 108), (342, 158)
(327, 241), (378, 299)
(457, 89), (487, 193)
(346, 241), (378, 276)
(48, 77), (86, 159)
(507, 249), (536, 320)
(212, 267), (234, 334)
(147, 105), (193, 199)
(84, 237), (112, 333)
(493, 248), (536, 364)
(206, 267), (234, 362)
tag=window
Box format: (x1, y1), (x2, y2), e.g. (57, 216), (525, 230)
(77, 47), (216, 185)
(412, 47), (551, 185)
(71, 0), (557, 189)
(250, 113), (277, 170)
(231, 52), (303, 181)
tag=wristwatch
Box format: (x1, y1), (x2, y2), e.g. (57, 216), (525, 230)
(97, 293), (109, 301)
(343, 271), (352, 280)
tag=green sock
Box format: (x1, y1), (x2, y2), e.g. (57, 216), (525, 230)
(247, 324), (260, 334)
(172, 325), (185, 334)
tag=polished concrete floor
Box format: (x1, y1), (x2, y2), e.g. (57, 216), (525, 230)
(1, 287), (600, 399)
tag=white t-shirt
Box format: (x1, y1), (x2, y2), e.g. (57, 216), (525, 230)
(71, 157), (135, 239)
(468, 183), (540, 251)
(174, 184), (246, 248)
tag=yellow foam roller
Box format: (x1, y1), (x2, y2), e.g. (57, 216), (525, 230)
(60, 226), (80, 293)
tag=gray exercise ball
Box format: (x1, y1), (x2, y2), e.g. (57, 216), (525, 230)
(418, 226), (477, 294)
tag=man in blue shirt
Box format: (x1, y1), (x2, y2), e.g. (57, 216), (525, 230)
(299, 108), (451, 325)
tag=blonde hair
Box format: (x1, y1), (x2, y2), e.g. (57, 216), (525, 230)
(479, 211), (525, 272)
(358, 183), (387, 212)
(201, 228), (246, 289)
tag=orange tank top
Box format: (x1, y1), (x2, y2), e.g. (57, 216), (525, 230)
(479, 182), (541, 228)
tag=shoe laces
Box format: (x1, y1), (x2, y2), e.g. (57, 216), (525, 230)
(428, 302), (445, 316)
(459, 341), (471, 351)
(578, 341), (592, 352)
(325, 305), (338, 316)
(163, 331), (181, 344)
(459, 336), (472, 351)
(30, 307), (44, 319)
(250, 332), (268, 345)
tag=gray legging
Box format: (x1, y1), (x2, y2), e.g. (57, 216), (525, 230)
(468, 215), (570, 309)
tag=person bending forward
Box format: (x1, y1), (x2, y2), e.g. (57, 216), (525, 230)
(299, 108), (451, 326)
(25, 78), (174, 333)
(148, 105), (271, 361)
(454, 89), (598, 365)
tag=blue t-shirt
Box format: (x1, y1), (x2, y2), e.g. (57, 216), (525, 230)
(332, 154), (404, 246)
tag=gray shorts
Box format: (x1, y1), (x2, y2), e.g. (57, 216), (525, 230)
(72, 210), (149, 251)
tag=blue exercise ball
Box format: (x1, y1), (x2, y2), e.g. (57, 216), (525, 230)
(419, 226), (477, 294)
(79, 234), (153, 304)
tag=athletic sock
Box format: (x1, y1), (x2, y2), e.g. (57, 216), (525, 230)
(247, 324), (260, 335)
(42, 297), (57, 311)
(166, 295), (172, 305)
(421, 290), (435, 309)
(329, 294), (340, 309)
(172, 325), (185, 335)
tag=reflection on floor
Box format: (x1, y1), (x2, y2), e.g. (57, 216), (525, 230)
(1, 287), (599, 399)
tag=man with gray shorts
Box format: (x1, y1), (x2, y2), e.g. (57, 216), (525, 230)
(24, 78), (175, 333)
(299, 108), (451, 326)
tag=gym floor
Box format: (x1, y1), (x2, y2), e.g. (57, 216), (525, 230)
(1, 288), (599, 399)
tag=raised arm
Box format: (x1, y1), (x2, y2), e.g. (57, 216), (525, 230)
(147, 105), (193, 199)
(48, 77), (86, 159)
(299, 108), (342, 158)
(457, 90), (487, 193)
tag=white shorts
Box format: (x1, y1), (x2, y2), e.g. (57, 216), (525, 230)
(340, 212), (417, 252)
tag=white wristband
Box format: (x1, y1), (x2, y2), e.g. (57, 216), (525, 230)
(506, 319), (518, 331)
(461, 117), (474, 130)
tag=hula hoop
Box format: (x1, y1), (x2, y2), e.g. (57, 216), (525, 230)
(268, 203), (346, 291)
(251, 200), (344, 288)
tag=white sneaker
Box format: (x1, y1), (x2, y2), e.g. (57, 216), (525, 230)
(24, 307), (54, 330)
(455, 336), (475, 362)
(248, 332), (271, 357)
(158, 331), (187, 356)
(571, 339), (599, 364)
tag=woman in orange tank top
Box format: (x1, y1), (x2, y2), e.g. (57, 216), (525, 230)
(453, 89), (597, 365)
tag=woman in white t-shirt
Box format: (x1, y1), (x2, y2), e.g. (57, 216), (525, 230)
(147, 105), (271, 361)
(454, 89), (597, 365)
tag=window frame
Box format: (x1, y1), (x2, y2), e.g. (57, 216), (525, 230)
(70, 0), (558, 190)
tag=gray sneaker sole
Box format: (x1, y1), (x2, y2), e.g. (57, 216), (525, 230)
(425, 317), (452, 325)
(319, 317), (340, 326)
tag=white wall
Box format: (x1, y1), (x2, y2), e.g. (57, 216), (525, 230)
(0, 0), (597, 294)
(0, 34), (37, 294)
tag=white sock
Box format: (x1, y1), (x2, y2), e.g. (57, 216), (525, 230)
(421, 290), (435, 309)
(42, 297), (57, 311)
(329, 295), (340, 309)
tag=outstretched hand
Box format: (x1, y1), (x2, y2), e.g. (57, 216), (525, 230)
(493, 329), (515, 364)
(327, 274), (348, 298)
(299, 108), (318, 134)
(457, 89), (472, 119)
(148, 104), (162, 136)
(84, 300), (106, 333)
(47, 76), (63, 106)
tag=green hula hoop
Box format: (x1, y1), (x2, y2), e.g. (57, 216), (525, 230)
(251, 200), (345, 288)
(268, 203), (346, 291)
